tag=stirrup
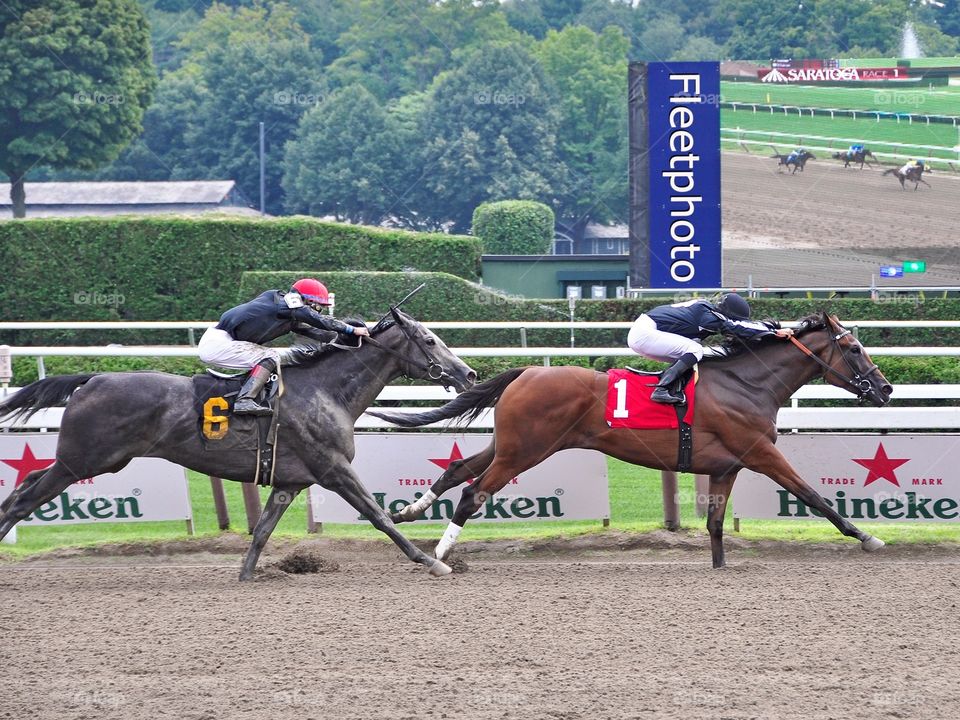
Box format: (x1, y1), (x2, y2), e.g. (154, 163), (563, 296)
(651, 387), (684, 405)
(234, 398), (272, 416)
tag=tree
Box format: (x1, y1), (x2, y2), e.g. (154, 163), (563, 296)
(417, 42), (563, 231)
(327, 0), (521, 102)
(149, 2), (325, 214)
(672, 35), (724, 61)
(635, 14), (689, 61)
(912, 21), (959, 56)
(536, 25), (629, 240)
(713, 0), (812, 59)
(0, 0), (156, 217)
(282, 85), (402, 223)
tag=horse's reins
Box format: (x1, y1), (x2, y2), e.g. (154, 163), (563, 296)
(364, 330), (448, 383)
(788, 329), (880, 399)
(361, 284), (453, 385)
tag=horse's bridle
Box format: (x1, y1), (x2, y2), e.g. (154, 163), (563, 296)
(364, 309), (453, 386)
(789, 328), (880, 401)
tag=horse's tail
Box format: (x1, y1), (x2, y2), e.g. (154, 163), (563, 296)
(882, 168), (897, 176)
(0, 374), (97, 424)
(365, 368), (528, 428)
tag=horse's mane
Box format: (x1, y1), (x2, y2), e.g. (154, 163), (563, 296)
(284, 317), (392, 367)
(703, 312), (827, 362)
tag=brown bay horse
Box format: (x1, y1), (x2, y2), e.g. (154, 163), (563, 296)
(883, 164), (931, 190)
(367, 313), (893, 568)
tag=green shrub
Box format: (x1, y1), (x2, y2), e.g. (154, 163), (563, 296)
(6, 269), (960, 389)
(0, 216), (481, 348)
(471, 200), (554, 255)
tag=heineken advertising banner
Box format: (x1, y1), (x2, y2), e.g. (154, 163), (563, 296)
(309, 433), (609, 523)
(647, 62), (722, 289)
(0, 433), (192, 526)
(734, 434), (960, 522)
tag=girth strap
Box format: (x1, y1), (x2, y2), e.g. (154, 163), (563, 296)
(675, 404), (693, 473)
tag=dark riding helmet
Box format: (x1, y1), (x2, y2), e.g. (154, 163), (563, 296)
(917, 159), (925, 167)
(717, 293), (751, 321)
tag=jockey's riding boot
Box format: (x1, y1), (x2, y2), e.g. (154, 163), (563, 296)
(651, 353), (698, 405)
(233, 359), (277, 416)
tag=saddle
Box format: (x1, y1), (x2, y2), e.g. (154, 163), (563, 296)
(192, 370), (283, 487)
(608, 367), (696, 472)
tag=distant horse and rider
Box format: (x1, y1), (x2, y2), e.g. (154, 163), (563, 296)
(833, 144), (875, 169)
(883, 159), (931, 190)
(0, 292), (476, 581)
(369, 312), (893, 569)
(771, 147), (815, 174)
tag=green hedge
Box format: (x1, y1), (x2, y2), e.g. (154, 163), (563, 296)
(0, 216), (481, 347)
(472, 200), (554, 255)
(7, 270), (960, 388)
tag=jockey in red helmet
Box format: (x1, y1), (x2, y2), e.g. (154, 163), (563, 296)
(198, 278), (370, 415)
(628, 293), (793, 404)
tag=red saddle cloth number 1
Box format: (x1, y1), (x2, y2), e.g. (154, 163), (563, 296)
(605, 369), (695, 429)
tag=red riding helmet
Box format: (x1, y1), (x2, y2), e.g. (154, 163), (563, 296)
(291, 278), (331, 306)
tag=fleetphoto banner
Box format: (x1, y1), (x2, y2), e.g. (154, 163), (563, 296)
(647, 62), (721, 289)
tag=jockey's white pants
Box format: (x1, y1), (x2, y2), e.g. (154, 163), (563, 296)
(627, 314), (704, 364)
(197, 328), (280, 369)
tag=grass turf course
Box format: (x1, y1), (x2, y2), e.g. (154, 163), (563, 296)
(721, 80), (960, 117)
(721, 107), (960, 161)
(2, 459), (958, 558)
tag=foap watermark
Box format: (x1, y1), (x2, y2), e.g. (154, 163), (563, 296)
(473, 688), (525, 707)
(271, 689), (324, 707)
(670, 92), (724, 107)
(73, 90), (124, 106)
(473, 89), (526, 106)
(474, 290), (525, 306)
(273, 90), (325, 107)
(674, 490), (729, 508)
(874, 91), (925, 108)
(874, 291), (924, 307)
(74, 290), (125, 307)
(57, 686), (127, 710)
(870, 689), (924, 707)
(672, 689), (727, 707)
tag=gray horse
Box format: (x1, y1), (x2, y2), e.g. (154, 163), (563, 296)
(0, 309), (476, 580)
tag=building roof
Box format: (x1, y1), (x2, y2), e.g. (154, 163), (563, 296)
(720, 61), (763, 78)
(0, 181), (238, 206)
(584, 222), (628, 239)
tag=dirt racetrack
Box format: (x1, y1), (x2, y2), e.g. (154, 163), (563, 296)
(2, 535), (959, 720)
(722, 152), (960, 250)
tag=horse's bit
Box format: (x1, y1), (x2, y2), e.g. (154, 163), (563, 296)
(364, 310), (452, 386)
(789, 329), (881, 401)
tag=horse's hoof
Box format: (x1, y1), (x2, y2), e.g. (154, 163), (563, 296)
(861, 536), (885, 552)
(428, 559), (453, 577)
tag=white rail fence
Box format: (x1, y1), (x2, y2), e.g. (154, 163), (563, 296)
(721, 127), (960, 168)
(2, 318), (958, 432)
(3, 320), (958, 533)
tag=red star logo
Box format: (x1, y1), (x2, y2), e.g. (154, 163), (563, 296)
(852, 443), (909, 487)
(428, 442), (474, 483)
(1, 443), (56, 487)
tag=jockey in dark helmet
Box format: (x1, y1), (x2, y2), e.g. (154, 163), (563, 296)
(198, 278), (370, 415)
(628, 293), (794, 404)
